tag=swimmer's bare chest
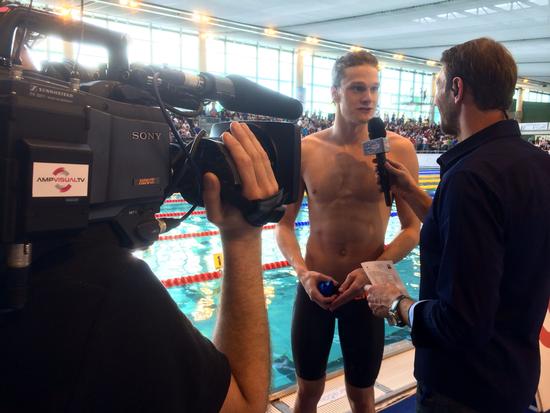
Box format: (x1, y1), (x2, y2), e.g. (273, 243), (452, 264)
(303, 143), (382, 206)
(302, 142), (389, 278)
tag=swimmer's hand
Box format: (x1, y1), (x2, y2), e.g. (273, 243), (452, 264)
(328, 268), (369, 311)
(299, 271), (338, 310)
(373, 158), (416, 196)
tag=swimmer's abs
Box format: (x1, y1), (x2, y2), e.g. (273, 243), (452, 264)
(308, 225), (386, 255)
(304, 239), (384, 281)
(307, 210), (389, 242)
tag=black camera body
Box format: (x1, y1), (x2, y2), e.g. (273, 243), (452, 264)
(181, 122), (300, 208)
(0, 6), (302, 251)
(0, 70), (171, 247)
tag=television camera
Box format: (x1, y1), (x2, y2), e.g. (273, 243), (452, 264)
(0, 5), (302, 312)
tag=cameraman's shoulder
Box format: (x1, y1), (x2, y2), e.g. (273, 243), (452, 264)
(74, 239), (153, 283)
(115, 251), (158, 283)
(98, 248), (175, 310)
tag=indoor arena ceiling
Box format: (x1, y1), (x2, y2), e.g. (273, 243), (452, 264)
(51, 0), (550, 87)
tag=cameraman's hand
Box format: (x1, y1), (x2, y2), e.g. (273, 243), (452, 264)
(299, 270), (338, 310)
(374, 158), (416, 195)
(203, 122), (278, 240)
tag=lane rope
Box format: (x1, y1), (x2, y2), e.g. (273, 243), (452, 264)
(161, 260), (291, 288)
(157, 221), (310, 241)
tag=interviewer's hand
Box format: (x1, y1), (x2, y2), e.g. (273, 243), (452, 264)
(299, 270), (338, 310)
(328, 268), (369, 311)
(373, 158), (416, 195)
(365, 283), (403, 318)
(203, 122), (278, 240)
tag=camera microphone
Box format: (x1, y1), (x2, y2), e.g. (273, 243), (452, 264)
(364, 117), (392, 207)
(220, 74), (303, 120)
(128, 66), (303, 120)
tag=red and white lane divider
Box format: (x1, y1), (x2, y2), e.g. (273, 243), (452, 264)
(162, 198), (186, 204)
(156, 210), (207, 218)
(158, 224), (276, 241)
(160, 260), (291, 288)
(157, 221), (310, 241)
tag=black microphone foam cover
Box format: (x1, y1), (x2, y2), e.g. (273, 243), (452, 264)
(219, 75), (303, 120)
(367, 117), (392, 206)
(368, 117), (387, 139)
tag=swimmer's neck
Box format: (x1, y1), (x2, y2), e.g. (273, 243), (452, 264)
(330, 116), (370, 145)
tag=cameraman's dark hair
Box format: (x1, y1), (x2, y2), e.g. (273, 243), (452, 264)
(440, 37), (517, 111)
(332, 50), (378, 87)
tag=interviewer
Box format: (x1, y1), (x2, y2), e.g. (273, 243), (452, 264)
(366, 38), (550, 413)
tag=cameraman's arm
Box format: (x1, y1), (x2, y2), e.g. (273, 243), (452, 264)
(203, 122), (274, 413)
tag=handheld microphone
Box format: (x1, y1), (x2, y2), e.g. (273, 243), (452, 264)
(128, 65), (303, 120)
(364, 117), (392, 207)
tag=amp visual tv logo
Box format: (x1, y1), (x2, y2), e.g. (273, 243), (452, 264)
(32, 162), (89, 197)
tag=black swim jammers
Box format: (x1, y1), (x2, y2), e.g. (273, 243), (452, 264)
(291, 284), (384, 388)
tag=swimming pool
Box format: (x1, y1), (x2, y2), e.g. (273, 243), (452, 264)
(134, 168), (439, 392)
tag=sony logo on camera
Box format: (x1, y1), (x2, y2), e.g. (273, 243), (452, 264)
(130, 131), (162, 141)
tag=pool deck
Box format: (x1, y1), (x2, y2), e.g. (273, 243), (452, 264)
(268, 340), (416, 412)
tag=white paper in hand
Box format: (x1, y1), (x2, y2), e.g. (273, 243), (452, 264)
(361, 260), (408, 294)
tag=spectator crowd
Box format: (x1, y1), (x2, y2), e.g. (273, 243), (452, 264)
(534, 138), (550, 154)
(171, 107), (546, 154)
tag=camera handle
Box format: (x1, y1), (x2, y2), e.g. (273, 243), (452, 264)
(222, 188), (286, 227)
(0, 243), (31, 314)
(0, 6), (128, 79)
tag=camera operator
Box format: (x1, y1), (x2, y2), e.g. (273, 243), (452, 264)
(0, 122), (273, 413)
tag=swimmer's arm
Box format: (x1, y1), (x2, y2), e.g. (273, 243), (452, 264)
(378, 140), (421, 263)
(275, 178), (307, 277)
(277, 185), (338, 310)
(378, 194), (420, 263)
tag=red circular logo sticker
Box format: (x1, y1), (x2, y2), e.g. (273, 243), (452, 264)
(52, 167), (72, 193)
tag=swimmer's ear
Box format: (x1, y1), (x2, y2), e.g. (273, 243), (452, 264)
(331, 86), (340, 104)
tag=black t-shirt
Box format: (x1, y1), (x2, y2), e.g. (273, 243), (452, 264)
(0, 224), (231, 412)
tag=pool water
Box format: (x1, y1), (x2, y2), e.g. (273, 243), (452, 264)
(134, 169), (438, 392)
